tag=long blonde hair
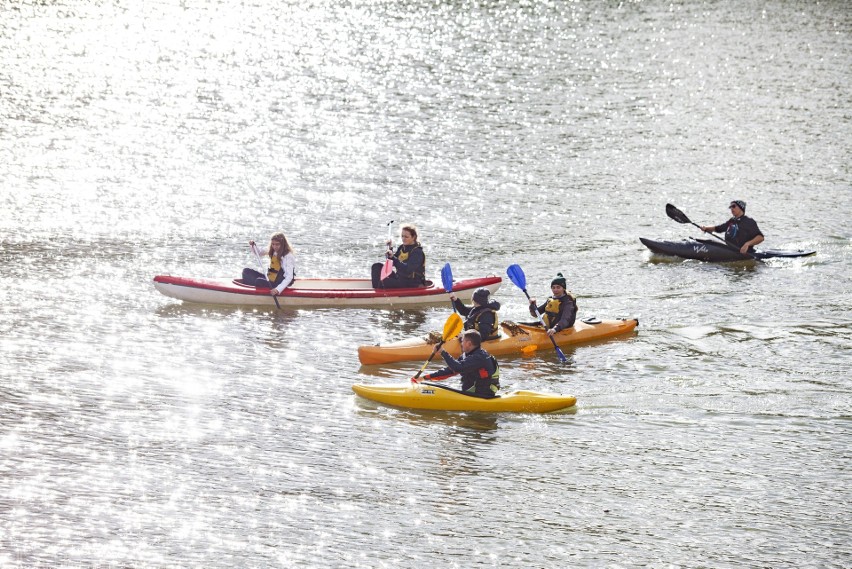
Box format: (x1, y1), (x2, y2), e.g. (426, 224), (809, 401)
(268, 233), (294, 259)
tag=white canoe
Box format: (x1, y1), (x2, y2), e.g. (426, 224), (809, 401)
(152, 275), (502, 308)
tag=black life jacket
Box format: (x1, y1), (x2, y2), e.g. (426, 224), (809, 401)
(395, 244), (425, 281)
(465, 307), (500, 341)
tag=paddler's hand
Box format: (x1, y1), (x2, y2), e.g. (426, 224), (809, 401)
(529, 298), (537, 305)
(270, 288), (280, 296)
(547, 328), (557, 337)
(739, 244), (749, 254)
(410, 376), (421, 383)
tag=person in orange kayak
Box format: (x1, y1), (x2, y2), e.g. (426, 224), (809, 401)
(528, 272), (577, 336)
(415, 330), (501, 398)
(241, 232), (295, 295)
(699, 199), (764, 255)
(374, 224), (426, 289)
(450, 287), (501, 341)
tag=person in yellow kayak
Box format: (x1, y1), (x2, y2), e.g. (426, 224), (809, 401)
(450, 287), (501, 341)
(528, 272), (577, 336)
(414, 330), (501, 398)
(376, 224), (426, 289)
(241, 232), (296, 295)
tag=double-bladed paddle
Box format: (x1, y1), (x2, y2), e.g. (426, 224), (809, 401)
(380, 220), (395, 281)
(251, 241), (281, 309)
(665, 203), (753, 259)
(440, 262), (456, 312)
(412, 312), (463, 382)
(506, 264), (568, 363)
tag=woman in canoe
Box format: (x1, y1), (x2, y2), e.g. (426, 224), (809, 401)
(373, 224), (426, 289)
(415, 330), (501, 398)
(242, 232), (295, 296)
(450, 287), (501, 341)
(699, 200), (764, 255)
(529, 272), (577, 336)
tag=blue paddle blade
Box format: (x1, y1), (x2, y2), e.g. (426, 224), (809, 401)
(506, 264), (526, 291)
(441, 263), (453, 292)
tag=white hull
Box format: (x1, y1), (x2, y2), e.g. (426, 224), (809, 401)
(153, 276), (502, 308)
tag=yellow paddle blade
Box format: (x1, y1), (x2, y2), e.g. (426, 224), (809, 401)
(442, 312), (463, 341)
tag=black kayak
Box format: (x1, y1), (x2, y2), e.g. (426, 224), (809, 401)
(640, 237), (816, 262)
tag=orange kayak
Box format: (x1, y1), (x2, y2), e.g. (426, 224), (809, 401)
(358, 317), (638, 365)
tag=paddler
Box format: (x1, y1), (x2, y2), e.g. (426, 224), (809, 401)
(528, 272), (577, 337)
(699, 200), (764, 255)
(414, 330), (500, 398)
(374, 224), (426, 289)
(242, 232), (296, 296)
(450, 287), (501, 341)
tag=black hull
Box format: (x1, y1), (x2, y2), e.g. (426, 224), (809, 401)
(640, 238), (816, 262)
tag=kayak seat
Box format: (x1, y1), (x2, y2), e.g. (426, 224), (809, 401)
(582, 317), (602, 324)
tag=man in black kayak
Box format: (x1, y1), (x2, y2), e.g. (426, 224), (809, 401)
(414, 330), (500, 398)
(700, 200), (764, 255)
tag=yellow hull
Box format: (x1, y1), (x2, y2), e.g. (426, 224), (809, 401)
(352, 383), (577, 413)
(358, 318), (638, 365)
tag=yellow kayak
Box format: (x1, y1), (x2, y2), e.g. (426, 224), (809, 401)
(352, 382), (577, 413)
(358, 317), (638, 365)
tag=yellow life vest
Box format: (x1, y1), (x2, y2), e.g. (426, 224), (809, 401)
(267, 255), (281, 284)
(542, 293), (576, 329)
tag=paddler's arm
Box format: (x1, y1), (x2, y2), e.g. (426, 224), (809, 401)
(528, 299), (544, 318)
(422, 363), (455, 382)
(740, 233), (764, 254)
(435, 349), (466, 373)
(449, 294), (470, 316)
(272, 254), (295, 295)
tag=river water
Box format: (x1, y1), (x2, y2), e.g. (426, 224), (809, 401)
(1, 1), (850, 567)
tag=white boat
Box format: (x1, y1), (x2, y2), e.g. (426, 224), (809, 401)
(152, 275), (502, 308)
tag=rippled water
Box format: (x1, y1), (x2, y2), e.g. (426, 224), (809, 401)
(1, 1), (850, 567)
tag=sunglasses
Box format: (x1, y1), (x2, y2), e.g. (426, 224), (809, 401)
(729, 204), (738, 210)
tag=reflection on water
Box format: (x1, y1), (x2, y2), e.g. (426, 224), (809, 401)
(366, 309), (432, 335)
(154, 303), (299, 320)
(354, 403), (501, 433)
(2, 0), (850, 567)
